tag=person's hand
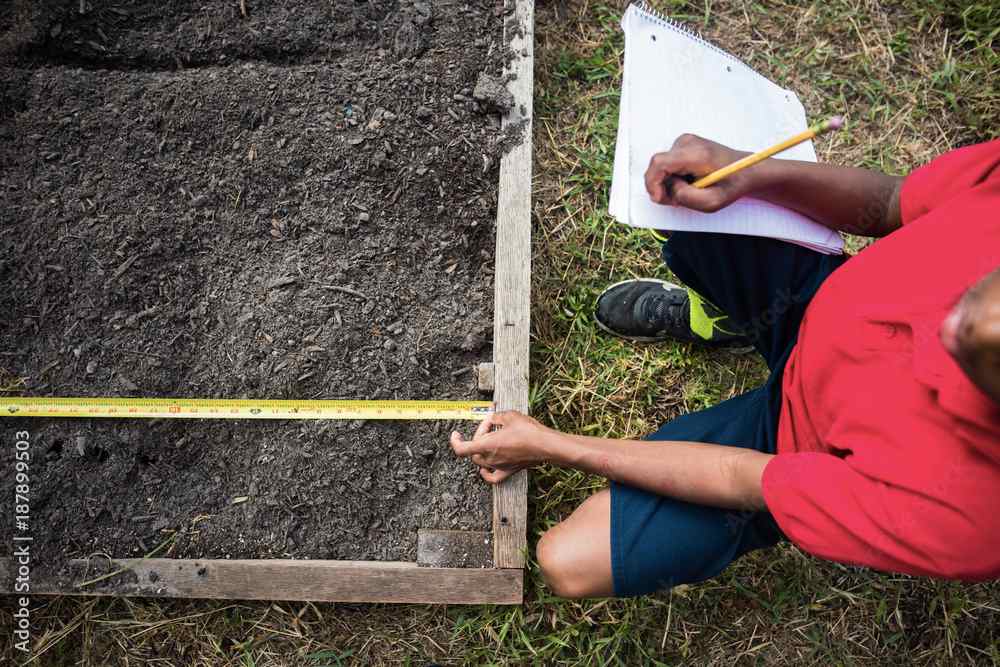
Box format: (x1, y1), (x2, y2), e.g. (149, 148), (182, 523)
(645, 134), (753, 212)
(450, 410), (557, 484)
(940, 267), (1000, 404)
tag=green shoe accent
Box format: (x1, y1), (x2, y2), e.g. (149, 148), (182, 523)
(687, 289), (742, 341)
(648, 229), (671, 243)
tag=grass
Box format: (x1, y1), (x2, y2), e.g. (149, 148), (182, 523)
(3, 0), (1000, 664)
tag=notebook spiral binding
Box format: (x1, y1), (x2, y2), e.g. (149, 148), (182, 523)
(633, 2), (760, 80)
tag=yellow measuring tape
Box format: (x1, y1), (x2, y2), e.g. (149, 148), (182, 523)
(0, 397), (493, 421)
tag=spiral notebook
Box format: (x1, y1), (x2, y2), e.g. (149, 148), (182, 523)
(609, 3), (843, 254)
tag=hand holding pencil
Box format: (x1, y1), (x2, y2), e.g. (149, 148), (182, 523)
(645, 117), (844, 214)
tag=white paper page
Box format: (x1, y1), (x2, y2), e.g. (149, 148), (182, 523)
(611, 4), (842, 254)
(608, 13), (631, 221)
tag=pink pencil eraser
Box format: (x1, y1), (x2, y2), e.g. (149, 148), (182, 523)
(827, 115), (845, 130)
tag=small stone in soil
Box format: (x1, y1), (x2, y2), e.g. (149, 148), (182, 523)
(459, 332), (486, 351)
(393, 21), (426, 58)
(473, 72), (514, 112)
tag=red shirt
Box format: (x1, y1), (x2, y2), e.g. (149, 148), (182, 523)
(763, 140), (1000, 580)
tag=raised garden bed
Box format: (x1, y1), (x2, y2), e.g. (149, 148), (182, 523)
(1, 0), (531, 604)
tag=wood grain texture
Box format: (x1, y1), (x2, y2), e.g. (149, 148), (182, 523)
(491, 0), (533, 569)
(0, 558), (522, 604)
(417, 530), (492, 568)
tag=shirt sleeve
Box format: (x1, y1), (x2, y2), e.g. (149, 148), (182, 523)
(761, 452), (994, 580)
(900, 139), (1000, 225)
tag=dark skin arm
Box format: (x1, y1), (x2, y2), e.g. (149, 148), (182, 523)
(644, 133), (903, 237)
(646, 134), (999, 402)
(450, 411), (770, 510)
(647, 135), (1000, 403)
(454, 274), (1000, 491)
(450, 138), (999, 502)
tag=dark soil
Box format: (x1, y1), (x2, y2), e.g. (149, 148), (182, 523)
(0, 0), (510, 578)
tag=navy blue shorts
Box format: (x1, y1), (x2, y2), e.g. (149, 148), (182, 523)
(610, 231), (847, 597)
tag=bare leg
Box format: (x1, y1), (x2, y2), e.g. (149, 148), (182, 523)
(536, 489), (614, 598)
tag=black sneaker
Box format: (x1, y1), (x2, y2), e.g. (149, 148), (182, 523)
(594, 278), (749, 345)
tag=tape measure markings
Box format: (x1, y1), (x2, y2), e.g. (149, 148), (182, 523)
(1, 398), (493, 421)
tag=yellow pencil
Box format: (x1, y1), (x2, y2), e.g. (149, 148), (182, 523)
(691, 116), (844, 189)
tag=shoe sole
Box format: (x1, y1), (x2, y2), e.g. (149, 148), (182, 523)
(594, 278), (684, 343)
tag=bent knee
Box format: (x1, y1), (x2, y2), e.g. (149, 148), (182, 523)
(537, 528), (586, 598)
(537, 522), (612, 599)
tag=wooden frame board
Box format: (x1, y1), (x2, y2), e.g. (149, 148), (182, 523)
(2, 0), (533, 605)
(491, 0), (534, 573)
(0, 558), (522, 605)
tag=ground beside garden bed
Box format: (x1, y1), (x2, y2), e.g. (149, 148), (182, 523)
(0, 0), (511, 578)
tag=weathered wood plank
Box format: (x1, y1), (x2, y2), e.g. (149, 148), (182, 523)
(417, 530), (493, 568)
(490, 0), (533, 569)
(0, 558), (522, 604)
